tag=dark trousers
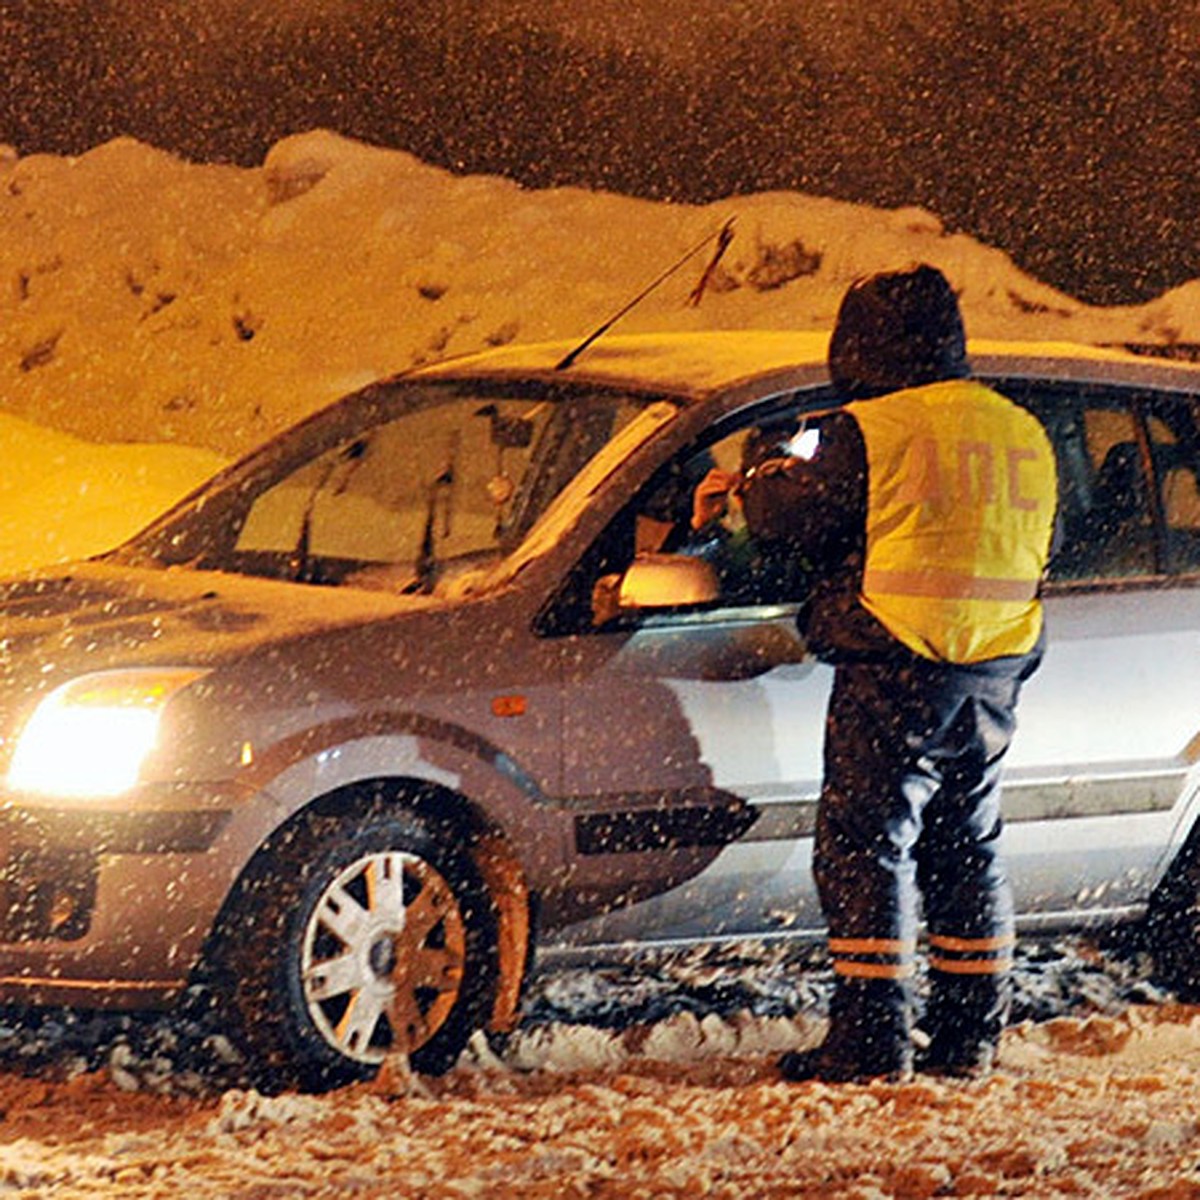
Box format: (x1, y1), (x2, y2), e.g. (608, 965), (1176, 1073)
(814, 657), (1025, 1063)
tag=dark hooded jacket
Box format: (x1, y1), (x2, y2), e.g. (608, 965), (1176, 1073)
(741, 266), (1046, 675)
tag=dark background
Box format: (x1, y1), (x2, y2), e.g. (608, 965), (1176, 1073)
(1, 0), (1196, 306)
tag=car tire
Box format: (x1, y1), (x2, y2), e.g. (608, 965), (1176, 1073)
(1145, 851), (1200, 999)
(211, 805), (499, 1092)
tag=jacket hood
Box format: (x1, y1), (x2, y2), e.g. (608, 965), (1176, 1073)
(828, 265), (969, 401)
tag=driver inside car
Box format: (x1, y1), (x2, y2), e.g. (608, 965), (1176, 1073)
(686, 419), (817, 605)
(592, 422), (814, 625)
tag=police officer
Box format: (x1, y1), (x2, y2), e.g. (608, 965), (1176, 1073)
(740, 265), (1058, 1082)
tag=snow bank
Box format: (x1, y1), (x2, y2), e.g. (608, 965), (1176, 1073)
(0, 130), (1195, 571)
(2, 131), (1195, 462)
(0, 413), (225, 572)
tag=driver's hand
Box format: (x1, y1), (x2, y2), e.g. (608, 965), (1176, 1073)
(692, 468), (742, 530)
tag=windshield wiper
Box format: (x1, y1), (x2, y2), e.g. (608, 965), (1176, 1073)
(289, 439), (367, 583)
(410, 434), (459, 594)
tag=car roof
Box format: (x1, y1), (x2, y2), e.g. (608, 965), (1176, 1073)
(411, 329), (1200, 398)
(413, 330), (831, 394)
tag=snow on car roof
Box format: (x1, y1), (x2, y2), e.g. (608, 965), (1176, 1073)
(414, 330), (831, 394)
(414, 330), (1189, 396)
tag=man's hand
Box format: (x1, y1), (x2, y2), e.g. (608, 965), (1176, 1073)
(692, 468), (743, 530)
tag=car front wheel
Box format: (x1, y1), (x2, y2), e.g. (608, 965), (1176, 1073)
(213, 806), (499, 1092)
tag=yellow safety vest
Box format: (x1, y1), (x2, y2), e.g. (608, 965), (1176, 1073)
(846, 379), (1058, 663)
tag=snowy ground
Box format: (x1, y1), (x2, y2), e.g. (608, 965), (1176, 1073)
(2, 134), (1200, 1193)
(0, 935), (1198, 1197)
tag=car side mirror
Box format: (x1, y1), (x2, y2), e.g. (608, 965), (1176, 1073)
(592, 553), (720, 625)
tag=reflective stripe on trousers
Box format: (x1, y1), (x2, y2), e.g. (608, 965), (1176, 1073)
(928, 932), (1015, 976)
(828, 936), (917, 980)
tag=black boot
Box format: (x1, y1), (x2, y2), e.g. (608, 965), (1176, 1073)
(780, 978), (914, 1084)
(918, 971), (1010, 1079)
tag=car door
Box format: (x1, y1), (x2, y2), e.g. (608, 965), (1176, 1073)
(1001, 379), (1200, 926)
(546, 400), (837, 946)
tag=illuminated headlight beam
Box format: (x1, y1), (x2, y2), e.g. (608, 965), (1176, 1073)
(6, 668), (210, 798)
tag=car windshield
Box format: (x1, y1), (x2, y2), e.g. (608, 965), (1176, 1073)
(115, 376), (680, 595)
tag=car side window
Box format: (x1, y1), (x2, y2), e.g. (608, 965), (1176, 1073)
(543, 407), (818, 633)
(1020, 387), (1157, 582)
(1146, 407), (1200, 575)
(658, 419), (817, 609)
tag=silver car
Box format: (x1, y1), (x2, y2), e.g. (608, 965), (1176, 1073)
(0, 330), (1197, 1090)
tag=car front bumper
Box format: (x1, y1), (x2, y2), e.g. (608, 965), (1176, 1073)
(0, 781), (258, 1009)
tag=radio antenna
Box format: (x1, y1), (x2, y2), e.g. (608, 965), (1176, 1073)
(554, 216), (736, 371)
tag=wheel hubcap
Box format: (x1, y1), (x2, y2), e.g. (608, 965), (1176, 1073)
(300, 849), (467, 1064)
(368, 935), (398, 978)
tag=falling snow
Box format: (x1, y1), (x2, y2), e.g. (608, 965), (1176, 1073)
(1, 133), (1199, 1193)
(0, 130), (1196, 570)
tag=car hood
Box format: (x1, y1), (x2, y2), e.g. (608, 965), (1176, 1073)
(0, 559), (433, 685)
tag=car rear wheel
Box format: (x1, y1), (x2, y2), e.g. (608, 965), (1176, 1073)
(1145, 851), (1200, 999)
(212, 806), (498, 1092)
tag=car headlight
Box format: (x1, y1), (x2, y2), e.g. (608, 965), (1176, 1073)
(7, 668), (210, 798)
